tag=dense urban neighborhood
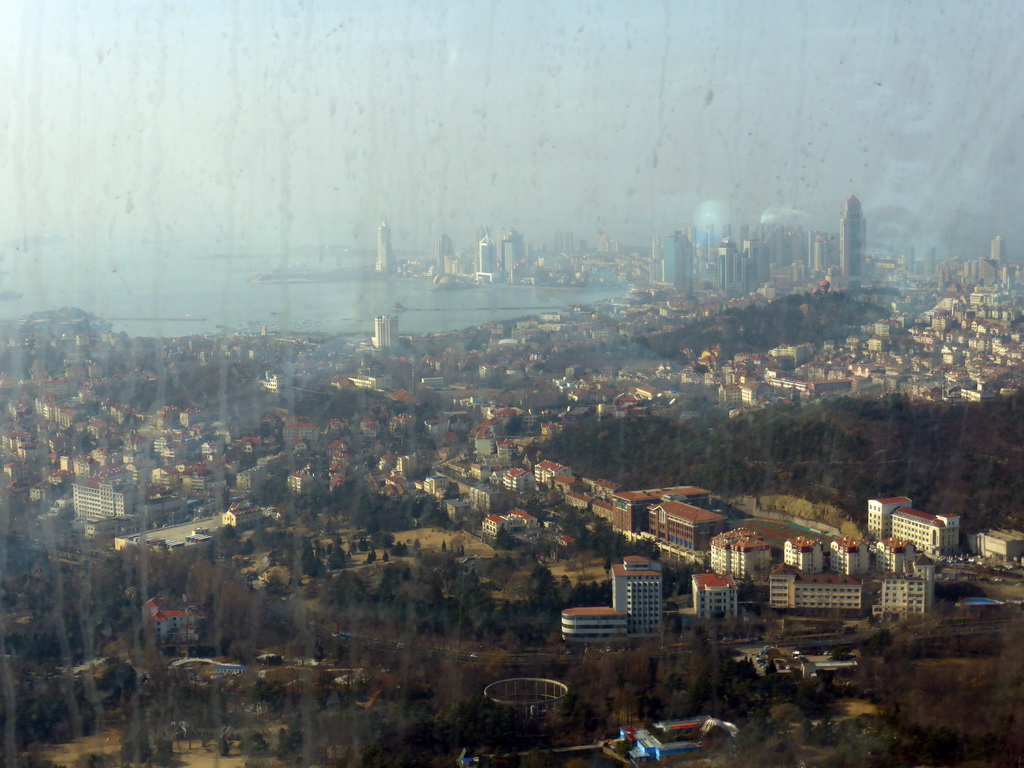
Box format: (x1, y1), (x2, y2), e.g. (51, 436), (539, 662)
(2, 225), (1024, 768)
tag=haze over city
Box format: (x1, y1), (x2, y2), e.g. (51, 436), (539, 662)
(3, 0), (1023, 281)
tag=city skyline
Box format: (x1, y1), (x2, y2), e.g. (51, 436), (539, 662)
(2, 0), (1023, 271)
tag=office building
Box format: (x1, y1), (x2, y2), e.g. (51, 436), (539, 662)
(372, 314), (398, 349)
(500, 229), (525, 273)
(647, 500), (727, 552)
(655, 230), (693, 294)
(612, 556), (663, 636)
(991, 235), (1004, 263)
(477, 232), (498, 277)
(839, 195), (866, 285)
(434, 233), (453, 272)
(561, 556), (662, 641)
(376, 218), (393, 274)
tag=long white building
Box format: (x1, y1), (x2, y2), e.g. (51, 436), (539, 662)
(868, 497), (960, 558)
(72, 468), (136, 519)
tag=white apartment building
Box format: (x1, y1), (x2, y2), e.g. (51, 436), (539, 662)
(72, 468), (137, 519)
(868, 496), (913, 540)
(769, 565), (863, 613)
(372, 314), (398, 349)
(891, 507), (960, 558)
(783, 537), (826, 573)
(692, 573), (738, 619)
(875, 538), (918, 573)
(710, 529), (772, 578)
(830, 537), (870, 575)
(875, 554), (936, 616)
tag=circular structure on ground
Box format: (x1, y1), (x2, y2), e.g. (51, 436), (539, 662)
(484, 677), (568, 719)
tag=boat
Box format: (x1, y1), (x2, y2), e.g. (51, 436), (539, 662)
(392, 301), (407, 312)
(0, 291), (23, 301)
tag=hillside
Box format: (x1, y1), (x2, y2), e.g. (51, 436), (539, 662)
(542, 394), (1024, 531)
(635, 291), (889, 361)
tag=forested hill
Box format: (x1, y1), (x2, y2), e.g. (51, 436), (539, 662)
(636, 292), (889, 361)
(542, 394), (1024, 532)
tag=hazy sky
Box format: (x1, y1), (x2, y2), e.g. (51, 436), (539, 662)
(3, 0), (1023, 259)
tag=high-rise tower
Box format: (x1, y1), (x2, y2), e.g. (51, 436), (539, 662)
(477, 232), (497, 276)
(434, 234), (453, 272)
(655, 230), (693, 294)
(992, 236), (1004, 263)
(839, 195), (866, 286)
(376, 219), (393, 274)
(372, 314), (397, 349)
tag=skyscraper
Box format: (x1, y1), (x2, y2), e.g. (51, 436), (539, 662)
(376, 219), (393, 274)
(500, 229), (525, 273)
(716, 237), (748, 294)
(434, 233), (453, 272)
(372, 314), (398, 349)
(839, 195), (866, 285)
(991, 235), (1004, 263)
(478, 232), (497, 276)
(656, 230), (693, 294)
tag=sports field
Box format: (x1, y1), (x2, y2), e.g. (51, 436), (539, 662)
(725, 518), (836, 549)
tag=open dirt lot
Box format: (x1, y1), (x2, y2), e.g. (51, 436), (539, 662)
(390, 526), (495, 558)
(548, 555), (610, 584)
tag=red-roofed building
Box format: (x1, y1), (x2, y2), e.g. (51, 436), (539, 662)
(868, 496), (913, 539)
(891, 507), (960, 558)
(481, 508), (538, 539)
(710, 529), (771, 577)
(876, 538), (918, 573)
(560, 607), (628, 642)
(145, 597), (198, 642)
(502, 467), (534, 493)
(647, 501), (728, 552)
(830, 537), (870, 575)
(692, 573), (738, 619)
(784, 537), (827, 573)
(612, 486), (713, 536)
